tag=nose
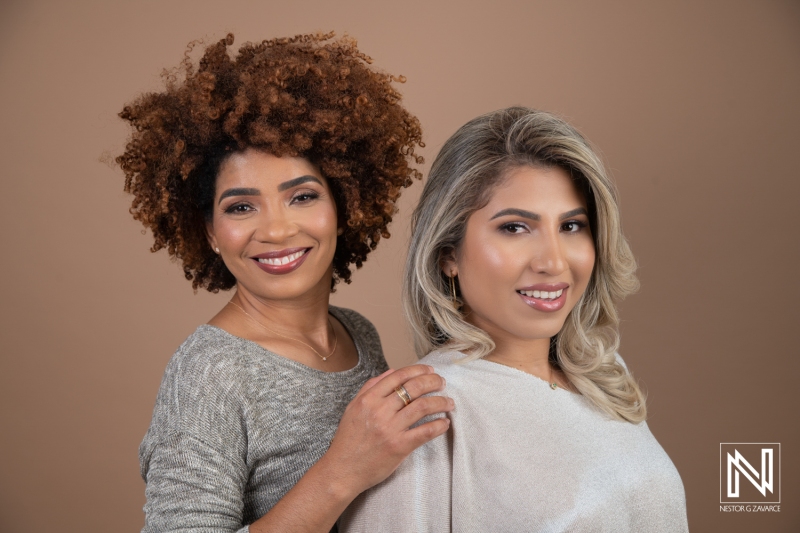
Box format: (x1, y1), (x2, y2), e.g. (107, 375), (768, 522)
(253, 207), (299, 243)
(531, 229), (567, 276)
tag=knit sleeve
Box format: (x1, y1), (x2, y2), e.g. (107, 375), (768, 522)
(139, 332), (252, 533)
(338, 426), (452, 532)
(142, 432), (250, 533)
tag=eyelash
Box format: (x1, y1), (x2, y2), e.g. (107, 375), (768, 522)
(499, 222), (528, 234)
(224, 202), (254, 214)
(561, 220), (588, 233)
(499, 220), (588, 234)
(223, 191), (321, 214)
(291, 191), (320, 204)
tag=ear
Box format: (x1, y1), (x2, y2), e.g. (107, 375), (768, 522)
(439, 247), (458, 278)
(205, 218), (219, 254)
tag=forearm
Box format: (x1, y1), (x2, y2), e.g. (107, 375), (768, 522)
(248, 453), (360, 533)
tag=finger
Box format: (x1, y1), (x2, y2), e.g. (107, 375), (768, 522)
(401, 417), (451, 450)
(368, 364), (436, 398)
(396, 396), (455, 427)
(396, 373), (447, 404)
(354, 369), (395, 398)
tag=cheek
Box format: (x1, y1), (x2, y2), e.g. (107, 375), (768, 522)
(212, 217), (251, 248)
(568, 240), (596, 285)
(303, 202), (339, 242)
(457, 228), (523, 301)
(462, 240), (505, 274)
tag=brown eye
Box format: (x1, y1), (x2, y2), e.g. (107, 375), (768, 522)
(224, 203), (254, 214)
(500, 222), (528, 234)
(561, 220), (586, 233)
(291, 191), (320, 204)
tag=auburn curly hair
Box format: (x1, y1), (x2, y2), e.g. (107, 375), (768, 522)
(116, 32), (424, 292)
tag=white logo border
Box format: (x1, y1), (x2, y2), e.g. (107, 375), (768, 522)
(719, 442), (781, 504)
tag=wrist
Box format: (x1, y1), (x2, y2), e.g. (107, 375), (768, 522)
(310, 451), (364, 504)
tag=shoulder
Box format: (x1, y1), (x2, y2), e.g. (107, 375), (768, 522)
(141, 326), (254, 472)
(329, 306), (385, 368)
(148, 326), (255, 434)
(419, 348), (462, 366)
(329, 306), (378, 341)
(161, 325), (252, 394)
(417, 348), (479, 384)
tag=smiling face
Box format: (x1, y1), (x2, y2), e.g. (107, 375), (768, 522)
(444, 165), (596, 347)
(206, 149), (339, 303)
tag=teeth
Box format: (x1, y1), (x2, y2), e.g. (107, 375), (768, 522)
(257, 250), (306, 266)
(518, 289), (564, 300)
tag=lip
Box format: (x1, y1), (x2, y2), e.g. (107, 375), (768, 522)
(516, 282), (569, 292)
(251, 247), (311, 275)
(516, 282), (569, 313)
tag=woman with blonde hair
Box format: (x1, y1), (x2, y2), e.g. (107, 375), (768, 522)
(341, 107), (688, 532)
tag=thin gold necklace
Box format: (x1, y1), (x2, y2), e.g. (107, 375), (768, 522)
(488, 356), (559, 390)
(227, 301), (338, 361)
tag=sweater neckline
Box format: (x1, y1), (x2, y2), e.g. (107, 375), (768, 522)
(198, 306), (366, 376)
(434, 349), (577, 395)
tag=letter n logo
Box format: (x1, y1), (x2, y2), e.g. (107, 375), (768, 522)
(720, 443), (781, 504)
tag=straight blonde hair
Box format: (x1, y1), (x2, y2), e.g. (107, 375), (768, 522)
(403, 107), (646, 423)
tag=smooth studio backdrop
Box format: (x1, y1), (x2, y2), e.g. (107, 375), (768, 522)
(1, 1), (798, 531)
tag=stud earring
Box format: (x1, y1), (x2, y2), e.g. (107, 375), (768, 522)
(215, 247), (220, 254)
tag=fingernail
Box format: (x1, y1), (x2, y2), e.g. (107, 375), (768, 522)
(448, 398), (455, 409)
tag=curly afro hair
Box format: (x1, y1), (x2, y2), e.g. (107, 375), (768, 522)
(116, 32), (424, 292)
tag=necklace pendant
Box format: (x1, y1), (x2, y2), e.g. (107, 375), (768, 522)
(322, 357), (327, 361)
(550, 382), (558, 390)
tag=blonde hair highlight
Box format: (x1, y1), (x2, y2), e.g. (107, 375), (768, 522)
(403, 107), (646, 423)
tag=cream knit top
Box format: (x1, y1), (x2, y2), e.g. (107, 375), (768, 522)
(341, 349), (689, 533)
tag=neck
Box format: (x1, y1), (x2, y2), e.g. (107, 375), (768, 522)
(484, 336), (553, 378)
(230, 280), (333, 340)
(466, 309), (554, 381)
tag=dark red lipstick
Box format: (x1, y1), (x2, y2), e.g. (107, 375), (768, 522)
(251, 247), (310, 275)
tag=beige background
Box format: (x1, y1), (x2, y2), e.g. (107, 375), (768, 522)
(1, 0), (798, 531)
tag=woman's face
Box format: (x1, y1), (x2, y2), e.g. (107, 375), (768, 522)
(206, 149), (339, 302)
(444, 165), (595, 345)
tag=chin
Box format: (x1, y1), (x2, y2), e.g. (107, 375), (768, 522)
(516, 318), (569, 341)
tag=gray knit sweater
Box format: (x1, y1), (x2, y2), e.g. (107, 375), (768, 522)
(341, 349), (689, 533)
(140, 306), (387, 533)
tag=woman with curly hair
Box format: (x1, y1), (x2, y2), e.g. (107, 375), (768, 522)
(117, 33), (453, 532)
(341, 107), (688, 532)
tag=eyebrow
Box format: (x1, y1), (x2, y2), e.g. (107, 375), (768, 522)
(558, 207), (589, 220)
(217, 176), (323, 204)
(489, 207), (588, 221)
(277, 175), (323, 192)
(218, 188), (260, 204)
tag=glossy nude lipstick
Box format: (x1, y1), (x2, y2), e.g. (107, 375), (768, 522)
(251, 247), (311, 275)
(516, 282), (569, 312)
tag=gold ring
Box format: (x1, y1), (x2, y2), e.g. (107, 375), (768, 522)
(394, 385), (412, 406)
